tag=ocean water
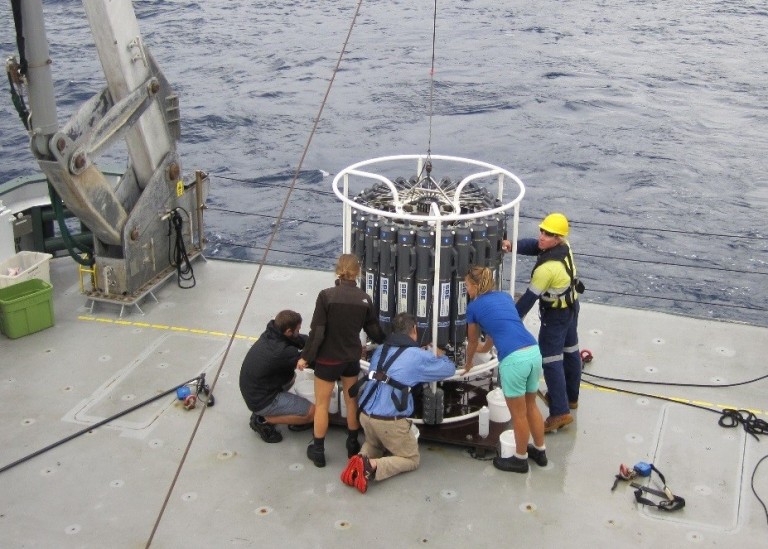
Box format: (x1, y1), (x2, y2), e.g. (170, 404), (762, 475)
(1, 0), (766, 326)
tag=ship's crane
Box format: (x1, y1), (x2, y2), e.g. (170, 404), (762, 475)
(7, 0), (206, 300)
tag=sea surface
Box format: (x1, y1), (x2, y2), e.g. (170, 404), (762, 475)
(1, 0), (766, 326)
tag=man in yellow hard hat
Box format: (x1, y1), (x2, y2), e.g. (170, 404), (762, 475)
(502, 213), (584, 433)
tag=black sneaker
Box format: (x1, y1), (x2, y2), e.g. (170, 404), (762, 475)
(307, 443), (326, 468)
(493, 455), (529, 473)
(362, 455), (376, 481)
(346, 434), (361, 458)
(249, 415), (282, 443)
(527, 444), (548, 467)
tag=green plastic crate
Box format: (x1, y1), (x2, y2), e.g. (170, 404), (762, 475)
(0, 278), (54, 339)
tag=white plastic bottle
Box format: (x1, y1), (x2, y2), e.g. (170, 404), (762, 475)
(478, 405), (490, 438)
(339, 382), (347, 418)
(0, 200), (16, 263)
(329, 383), (339, 414)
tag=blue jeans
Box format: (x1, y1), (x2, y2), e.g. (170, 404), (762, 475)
(538, 301), (580, 416)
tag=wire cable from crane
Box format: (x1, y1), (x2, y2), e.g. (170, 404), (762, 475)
(418, 0), (439, 182)
(145, 2), (365, 546)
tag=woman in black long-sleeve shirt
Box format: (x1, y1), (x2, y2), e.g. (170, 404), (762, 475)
(298, 254), (385, 468)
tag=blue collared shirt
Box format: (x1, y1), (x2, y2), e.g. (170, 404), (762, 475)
(359, 334), (455, 417)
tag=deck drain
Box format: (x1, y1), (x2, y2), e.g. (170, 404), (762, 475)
(624, 433), (644, 444)
(334, 520), (352, 530)
(519, 502), (537, 513)
(255, 506), (273, 516)
(714, 346), (734, 357)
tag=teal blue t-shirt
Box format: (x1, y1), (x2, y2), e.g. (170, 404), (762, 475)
(466, 291), (536, 361)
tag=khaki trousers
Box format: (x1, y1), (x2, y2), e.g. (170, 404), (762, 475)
(359, 414), (420, 481)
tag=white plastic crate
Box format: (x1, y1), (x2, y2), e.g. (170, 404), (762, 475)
(0, 251), (53, 289)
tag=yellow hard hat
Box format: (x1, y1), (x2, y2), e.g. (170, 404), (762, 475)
(539, 212), (569, 236)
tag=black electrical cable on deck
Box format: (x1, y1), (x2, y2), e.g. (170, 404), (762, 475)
(582, 377), (768, 524)
(0, 375), (204, 476)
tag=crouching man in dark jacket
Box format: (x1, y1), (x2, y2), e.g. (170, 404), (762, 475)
(239, 310), (315, 443)
(341, 312), (455, 492)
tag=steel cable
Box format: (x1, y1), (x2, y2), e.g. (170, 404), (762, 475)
(145, 1), (366, 546)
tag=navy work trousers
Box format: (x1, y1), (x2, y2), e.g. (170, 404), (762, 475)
(538, 301), (581, 416)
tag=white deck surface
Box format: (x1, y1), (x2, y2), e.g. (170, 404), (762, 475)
(1, 256), (766, 548)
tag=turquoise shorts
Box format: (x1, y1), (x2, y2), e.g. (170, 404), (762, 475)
(499, 345), (543, 398)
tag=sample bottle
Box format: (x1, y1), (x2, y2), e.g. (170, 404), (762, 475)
(478, 405), (490, 438)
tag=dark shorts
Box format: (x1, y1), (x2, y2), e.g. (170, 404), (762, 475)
(313, 360), (361, 382)
(253, 391), (312, 417)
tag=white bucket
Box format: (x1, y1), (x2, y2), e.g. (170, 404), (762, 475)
(499, 429), (516, 458)
(294, 368), (314, 383)
(296, 379), (339, 413)
(486, 388), (511, 423)
(295, 379), (315, 403)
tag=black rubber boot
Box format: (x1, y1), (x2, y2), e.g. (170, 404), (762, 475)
(307, 441), (326, 468)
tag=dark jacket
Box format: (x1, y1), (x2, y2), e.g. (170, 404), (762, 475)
(301, 278), (385, 364)
(239, 319), (307, 412)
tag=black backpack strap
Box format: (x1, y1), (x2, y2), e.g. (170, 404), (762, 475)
(629, 464), (685, 512)
(356, 345), (410, 413)
(350, 344), (393, 399)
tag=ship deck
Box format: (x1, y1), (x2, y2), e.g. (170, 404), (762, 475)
(1, 256), (766, 548)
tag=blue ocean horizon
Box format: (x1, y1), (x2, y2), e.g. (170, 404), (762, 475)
(1, 0), (766, 325)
